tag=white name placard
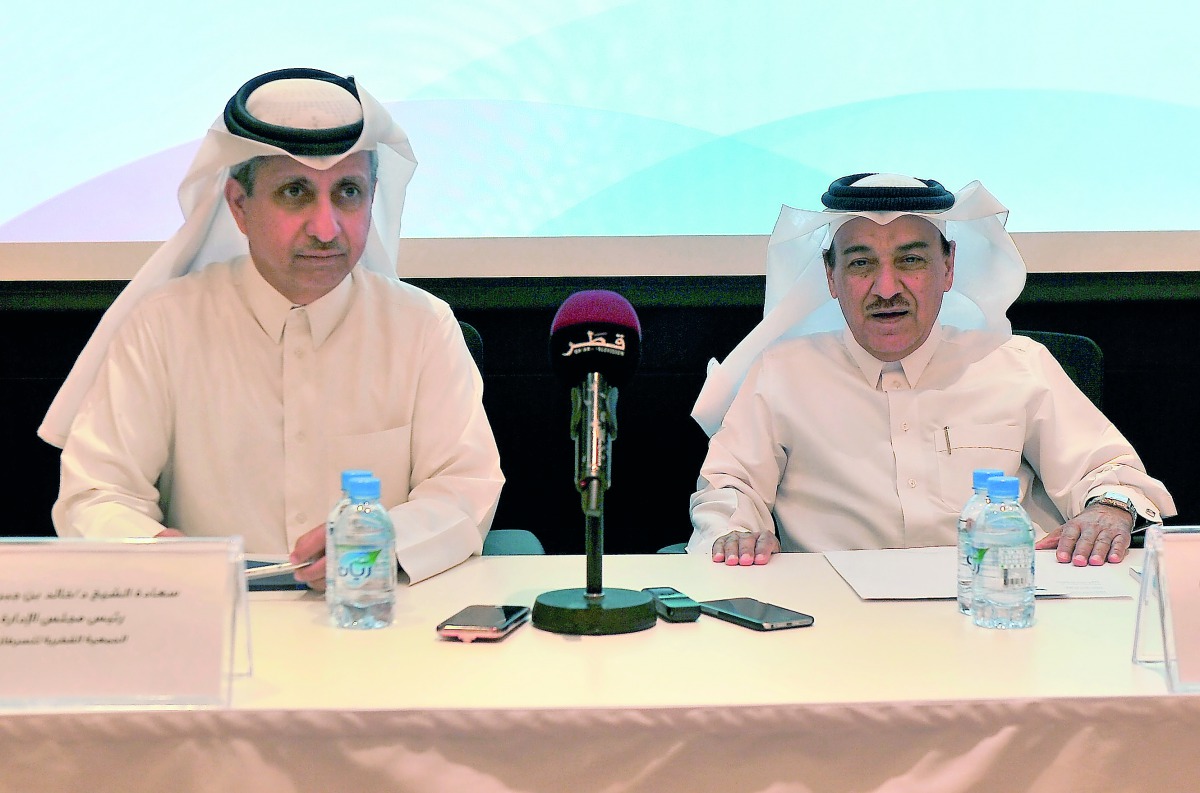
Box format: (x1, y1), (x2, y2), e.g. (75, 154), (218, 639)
(1133, 526), (1200, 693)
(0, 537), (243, 709)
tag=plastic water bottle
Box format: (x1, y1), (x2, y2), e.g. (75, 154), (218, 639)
(326, 469), (373, 592)
(328, 475), (396, 629)
(957, 468), (1004, 615)
(971, 476), (1035, 629)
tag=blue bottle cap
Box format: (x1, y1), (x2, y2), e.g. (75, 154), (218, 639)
(340, 469), (373, 490)
(972, 468), (1006, 489)
(985, 475), (1020, 500)
(346, 475), (381, 501)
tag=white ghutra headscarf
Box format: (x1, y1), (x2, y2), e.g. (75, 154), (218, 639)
(691, 173), (1028, 437)
(40, 68), (417, 447)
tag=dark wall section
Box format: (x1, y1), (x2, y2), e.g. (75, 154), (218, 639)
(3, 272), (1196, 553)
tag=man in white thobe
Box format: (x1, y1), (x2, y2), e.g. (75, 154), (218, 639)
(45, 68), (503, 585)
(688, 173), (1173, 567)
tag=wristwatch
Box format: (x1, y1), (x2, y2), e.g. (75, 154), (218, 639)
(1085, 491), (1138, 525)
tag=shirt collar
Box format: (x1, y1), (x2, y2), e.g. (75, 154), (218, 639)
(842, 322), (944, 388)
(237, 256), (355, 347)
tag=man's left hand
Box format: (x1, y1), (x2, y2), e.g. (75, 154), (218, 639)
(289, 524), (328, 590)
(1035, 504), (1134, 566)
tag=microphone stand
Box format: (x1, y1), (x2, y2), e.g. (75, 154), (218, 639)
(578, 372), (612, 597)
(531, 372), (657, 635)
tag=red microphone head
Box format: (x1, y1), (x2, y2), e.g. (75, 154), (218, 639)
(549, 290), (641, 386)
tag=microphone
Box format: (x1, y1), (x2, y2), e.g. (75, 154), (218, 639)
(549, 291), (641, 517)
(533, 290), (655, 636)
(550, 289), (641, 386)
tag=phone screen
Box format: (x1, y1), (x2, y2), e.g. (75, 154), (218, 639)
(437, 605), (531, 641)
(700, 597), (814, 631)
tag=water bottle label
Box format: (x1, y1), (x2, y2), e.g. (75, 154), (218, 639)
(337, 547), (385, 588)
(1001, 568), (1031, 587)
(969, 545), (986, 574)
(974, 546), (1033, 588)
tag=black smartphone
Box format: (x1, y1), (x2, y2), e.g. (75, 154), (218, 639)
(642, 586), (701, 622)
(699, 597), (814, 631)
(437, 605), (531, 642)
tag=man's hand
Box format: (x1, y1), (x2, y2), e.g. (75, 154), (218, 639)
(154, 528), (185, 538)
(289, 524), (328, 590)
(1035, 504), (1134, 566)
(712, 531), (780, 566)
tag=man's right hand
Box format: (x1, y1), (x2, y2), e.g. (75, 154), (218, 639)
(712, 531), (780, 566)
(289, 525), (328, 591)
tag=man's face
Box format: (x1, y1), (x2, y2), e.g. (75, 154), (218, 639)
(225, 152), (375, 305)
(824, 214), (955, 362)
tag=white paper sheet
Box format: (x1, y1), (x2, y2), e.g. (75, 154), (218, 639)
(823, 546), (1135, 600)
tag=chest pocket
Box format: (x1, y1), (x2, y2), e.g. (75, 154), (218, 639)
(934, 423), (1024, 511)
(330, 424), (412, 509)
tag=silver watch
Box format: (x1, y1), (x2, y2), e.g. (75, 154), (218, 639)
(1085, 491), (1138, 524)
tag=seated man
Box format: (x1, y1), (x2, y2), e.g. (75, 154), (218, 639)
(43, 68), (503, 585)
(688, 173), (1173, 567)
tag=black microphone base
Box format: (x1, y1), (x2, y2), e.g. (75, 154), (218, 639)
(532, 588), (657, 635)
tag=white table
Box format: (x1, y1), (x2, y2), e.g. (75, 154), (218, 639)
(2, 550), (1197, 793)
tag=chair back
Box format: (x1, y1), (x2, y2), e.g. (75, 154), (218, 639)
(1019, 330), (1104, 409)
(459, 320), (484, 371)
(456, 319), (546, 556)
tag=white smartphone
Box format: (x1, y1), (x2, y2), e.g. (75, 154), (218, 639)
(245, 559), (313, 580)
(437, 605), (531, 642)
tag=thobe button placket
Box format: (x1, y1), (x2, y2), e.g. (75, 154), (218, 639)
(282, 308), (320, 540)
(881, 362), (920, 545)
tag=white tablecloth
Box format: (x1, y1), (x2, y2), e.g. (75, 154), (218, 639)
(2, 551), (1196, 793)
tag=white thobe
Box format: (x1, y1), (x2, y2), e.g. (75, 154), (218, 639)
(54, 257), (504, 583)
(689, 325), (1174, 554)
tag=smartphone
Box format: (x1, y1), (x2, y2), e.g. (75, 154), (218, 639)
(642, 586), (701, 622)
(437, 605), (531, 642)
(244, 558), (309, 591)
(245, 559), (313, 580)
(699, 597), (814, 631)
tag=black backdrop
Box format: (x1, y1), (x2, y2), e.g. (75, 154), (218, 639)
(3, 272), (1196, 554)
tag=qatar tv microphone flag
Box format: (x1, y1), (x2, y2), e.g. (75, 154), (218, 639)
(549, 289), (642, 388)
(534, 290), (656, 636)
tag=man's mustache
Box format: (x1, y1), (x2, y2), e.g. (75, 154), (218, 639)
(865, 297), (911, 314)
(299, 240), (349, 255)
